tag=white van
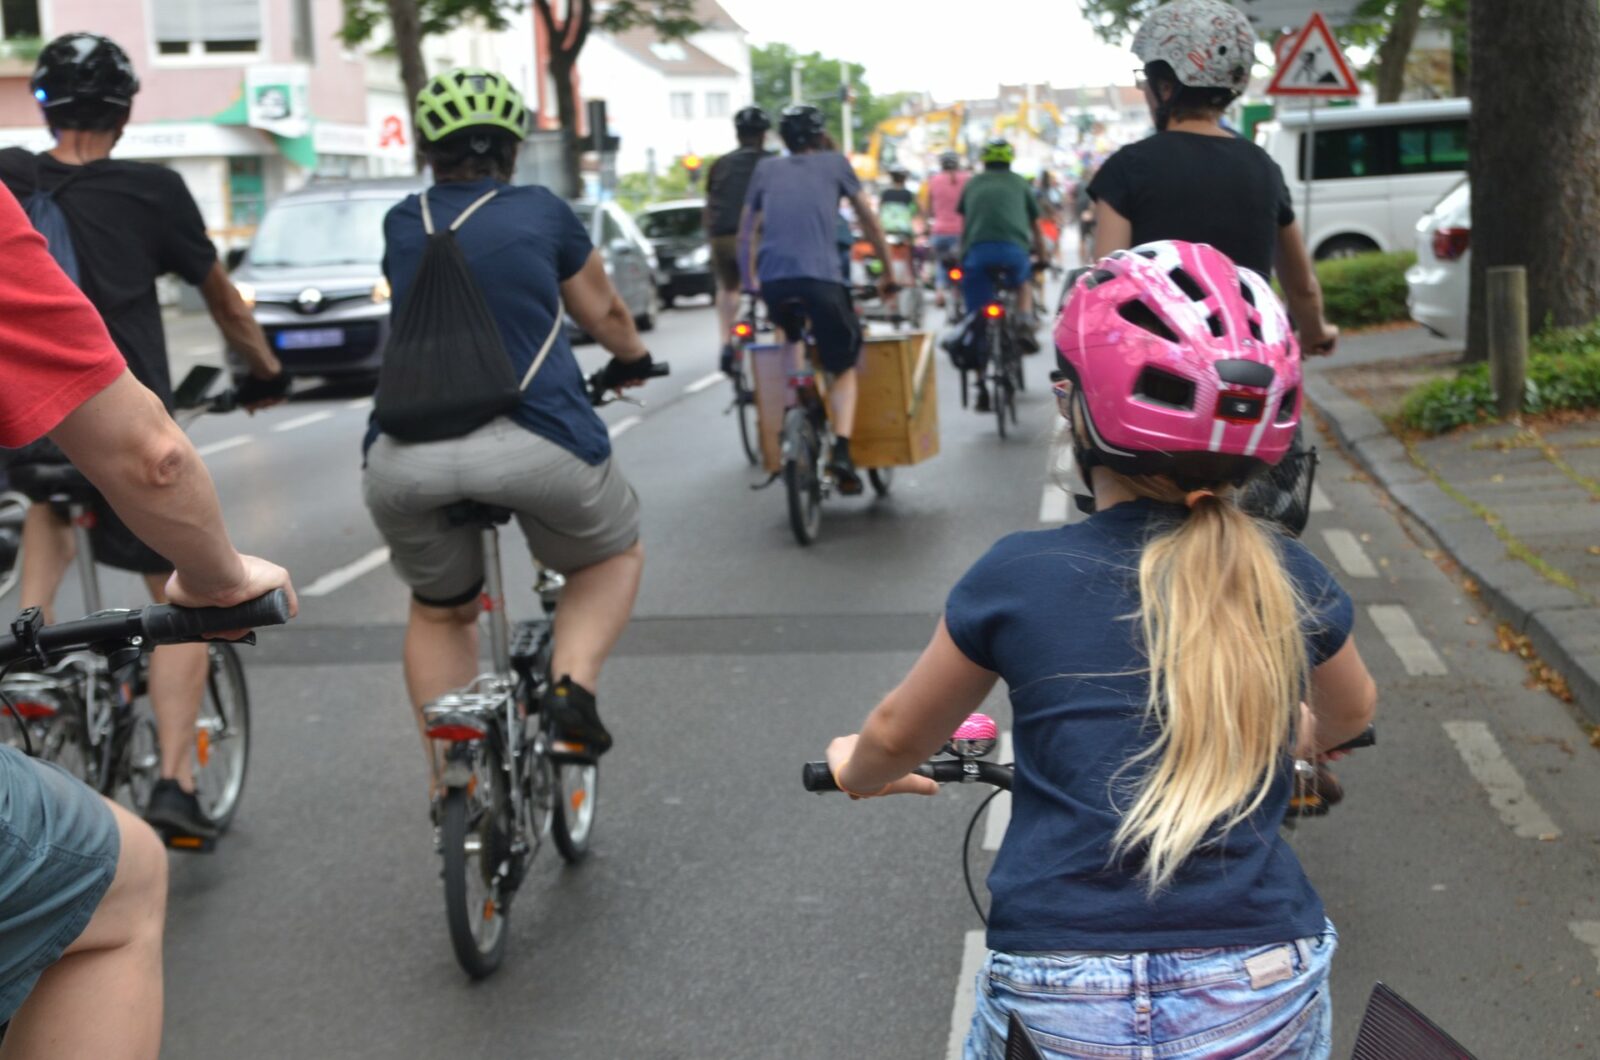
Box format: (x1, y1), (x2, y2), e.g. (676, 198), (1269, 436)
(1256, 98), (1470, 259)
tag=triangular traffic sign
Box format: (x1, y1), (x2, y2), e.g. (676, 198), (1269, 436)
(1267, 12), (1361, 97)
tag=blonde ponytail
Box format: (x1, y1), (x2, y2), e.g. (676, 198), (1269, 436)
(1108, 475), (1308, 893)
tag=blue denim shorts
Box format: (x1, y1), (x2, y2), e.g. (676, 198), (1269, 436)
(0, 744), (120, 1021)
(965, 920), (1337, 1059)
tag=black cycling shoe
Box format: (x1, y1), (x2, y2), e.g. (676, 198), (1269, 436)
(973, 385), (992, 413)
(719, 343), (737, 377)
(144, 779), (221, 845)
(544, 677), (612, 763)
(829, 439), (864, 496)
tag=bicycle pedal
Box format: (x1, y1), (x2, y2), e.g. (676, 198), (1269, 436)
(162, 831), (218, 854)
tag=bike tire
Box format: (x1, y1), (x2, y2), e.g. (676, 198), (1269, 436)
(441, 768), (510, 979)
(867, 468), (894, 497)
(782, 410), (822, 546)
(192, 642), (250, 831)
(991, 331), (1009, 441)
(735, 357), (760, 467)
(551, 759), (599, 863)
(1008, 356), (1022, 426)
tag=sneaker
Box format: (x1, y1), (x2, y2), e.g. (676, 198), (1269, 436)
(543, 677), (611, 762)
(719, 343), (737, 377)
(829, 439), (864, 496)
(144, 779), (221, 841)
(973, 385), (992, 413)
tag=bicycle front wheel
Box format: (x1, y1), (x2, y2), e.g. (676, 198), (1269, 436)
(193, 643), (250, 830)
(551, 759), (598, 863)
(735, 357), (760, 467)
(441, 760), (511, 979)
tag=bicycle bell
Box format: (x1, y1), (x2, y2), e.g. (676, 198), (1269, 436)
(945, 712), (999, 759)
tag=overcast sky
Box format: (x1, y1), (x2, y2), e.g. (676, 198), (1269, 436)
(717, 1), (1138, 101)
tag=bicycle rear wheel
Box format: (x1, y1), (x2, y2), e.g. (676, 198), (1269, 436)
(781, 409), (822, 546)
(990, 332), (1009, 440)
(192, 642), (250, 830)
(551, 759), (598, 863)
(441, 752), (511, 979)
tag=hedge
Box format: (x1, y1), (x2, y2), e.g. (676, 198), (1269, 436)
(1315, 250), (1416, 329)
(1397, 320), (1600, 434)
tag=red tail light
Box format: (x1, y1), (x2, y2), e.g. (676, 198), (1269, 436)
(1431, 226), (1470, 262)
(732, 322), (753, 339)
(984, 303), (1004, 319)
(949, 267), (964, 281)
(6, 701), (56, 720)
(426, 722), (487, 742)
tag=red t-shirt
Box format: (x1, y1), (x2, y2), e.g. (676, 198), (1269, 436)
(0, 185), (125, 448)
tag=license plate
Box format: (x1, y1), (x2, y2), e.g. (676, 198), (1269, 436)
(275, 328), (344, 350)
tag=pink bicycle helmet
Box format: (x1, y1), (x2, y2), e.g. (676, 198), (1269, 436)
(1053, 240), (1301, 487)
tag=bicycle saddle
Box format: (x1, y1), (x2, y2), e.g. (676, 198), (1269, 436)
(443, 500), (515, 528)
(8, 462), (96, 504)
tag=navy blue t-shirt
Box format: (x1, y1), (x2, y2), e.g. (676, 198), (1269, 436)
(945, 498), (1354, 953)
(744, 151), (860, 285)
(382, 180), (609, 464)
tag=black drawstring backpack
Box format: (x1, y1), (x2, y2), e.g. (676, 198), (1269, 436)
(374, 188), (562, 442)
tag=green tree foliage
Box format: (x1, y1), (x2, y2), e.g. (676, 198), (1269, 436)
(750, 44), (910, 150)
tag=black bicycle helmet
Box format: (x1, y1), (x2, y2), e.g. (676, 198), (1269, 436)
(939, 150), (960, 170)
(778, 104), (826, 152)
(734, 105), (771, 135)
(31, 33), (140, 122)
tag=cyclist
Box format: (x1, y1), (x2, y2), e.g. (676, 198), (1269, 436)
(364, 69), (656, 784)
(957, 138), (1046, 411)
(0, 32), (288, 844)
(823, 243), (1376, 1059)
(704, 105), (773, 374)
(877, 166), (918, 239)
(1, 183), (294, 1058)
(1090, 0), (1337, 355)
(919, 150), (968, 308)
(1033, 169), (1064, 266)
(741, 104), (893, 494)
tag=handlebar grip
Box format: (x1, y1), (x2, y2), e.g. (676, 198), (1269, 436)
(802, 761), (839, 792)
(643, 360), (671, 379)
(140, 589), (292, 644)
(1327, 724), (1377, 754)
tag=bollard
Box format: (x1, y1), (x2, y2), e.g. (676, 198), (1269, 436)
(1487, 265), (1528, 421)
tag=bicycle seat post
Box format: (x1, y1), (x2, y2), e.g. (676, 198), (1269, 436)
(69, 501), (103, 616)
(481, 524), (512, 678)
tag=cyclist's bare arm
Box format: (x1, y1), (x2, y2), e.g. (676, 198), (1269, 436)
(199, 262), (281, 381)
(47, 369), (296, 613)
(827, 618), (998, 796)
(1092, 199), (1132, 261)
(1306, 637), (1377, 753)
(560, 250), (648, 363)
(1275, 222), (1338, 355)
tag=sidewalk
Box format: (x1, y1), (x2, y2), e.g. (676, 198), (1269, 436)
(1307, 326), (1600, 726)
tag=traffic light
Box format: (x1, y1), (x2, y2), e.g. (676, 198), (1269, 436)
(681, 153), (703, 185)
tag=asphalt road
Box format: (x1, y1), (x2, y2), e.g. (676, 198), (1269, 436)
(21, 292), (1600, 1057)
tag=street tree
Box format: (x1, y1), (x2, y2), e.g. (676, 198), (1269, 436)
(1077, 0), (1464, 102)
(340, 0), (700, 193)
(1465, 0), (1600, 361)
(750, 44), (910, 152)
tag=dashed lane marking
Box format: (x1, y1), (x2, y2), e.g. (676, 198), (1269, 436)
(1570, 921), (1600, 975)
(300, 547), (392, 598)
(608, 415), (643, 439)
(196, 435), (251, 457)
(945, 929), (987, 1060)
(1442, 720), (1561, 839)
(982, 731), (1013, 851)
(1310, 483), (1333, 512)
(345, 397), (374, 411)
(1367, 604), (1447, 676)
(684, 372), (724, 395)
(270, 410), (336, 433)
(1322, 528), (1378, 578)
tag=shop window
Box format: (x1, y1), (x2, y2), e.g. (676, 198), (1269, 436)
(0, 0), (41, 42)
(227, 156), (265, 231)
(154, 0), (262, 57)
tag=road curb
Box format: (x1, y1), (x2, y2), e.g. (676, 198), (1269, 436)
(1307, 377), (1600, 727)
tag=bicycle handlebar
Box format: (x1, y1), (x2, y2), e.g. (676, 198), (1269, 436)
(801, 758), (1013, 793)
(587, 360), (671, 407)
(0, 590), (292, 667)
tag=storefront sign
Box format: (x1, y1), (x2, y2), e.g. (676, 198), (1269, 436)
(246, 65), (311, 139)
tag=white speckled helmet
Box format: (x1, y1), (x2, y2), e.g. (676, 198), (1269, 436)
(1132, 0), (1257, 95)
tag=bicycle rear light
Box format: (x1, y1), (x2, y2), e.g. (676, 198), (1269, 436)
(949, 267), (963, 281)
(426, 721), (488, 742)
(984, 303), (1004, 319)
(733, 322), (753, 339)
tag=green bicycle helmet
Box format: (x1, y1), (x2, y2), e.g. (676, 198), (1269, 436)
(415, 68), (529, 144)
(980, 138), (1015, 165)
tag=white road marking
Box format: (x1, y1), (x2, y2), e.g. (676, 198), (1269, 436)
(1039, 487), (1069, 524)
(270, 410), (335, 433)
(1442, 720), (1561, 839)
(982, 731), (1014, 851)
(684, 372), (723, 395)
(196, 435), (251, 457)
(345, 397), (374, 411)
(300, 547), (392, 598)
(1570, 921), (1600, 975)
(1322, 528), (1378, 578)
(1310, 483), (1333, 512)
(1368, 604), (1447, 676)
(945, 929), (988, 1060)
(608, 415), (643, 439)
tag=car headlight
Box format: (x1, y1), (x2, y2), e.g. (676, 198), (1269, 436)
(234, 281), (256, 308)
(689, 244), (711, 266)
(371, 277), (391, 304)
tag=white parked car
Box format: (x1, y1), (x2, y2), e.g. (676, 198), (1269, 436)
(1406, 178), (1470, 341)
(1256, 98), (1469, 259)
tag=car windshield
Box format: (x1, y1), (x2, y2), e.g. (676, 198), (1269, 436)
(248, 197), (398, 268)
(637, 208), (702, 240)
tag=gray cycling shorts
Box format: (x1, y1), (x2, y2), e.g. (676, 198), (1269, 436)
(0, 744), (120, 1021)
(363, 418), (641, 607)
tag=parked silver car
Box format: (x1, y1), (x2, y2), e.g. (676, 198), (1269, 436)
(227, 177), (422, 380)
(571, 200), (658, 334)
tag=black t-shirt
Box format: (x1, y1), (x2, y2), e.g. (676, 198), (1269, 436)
(705, 147), (774, 237)
(0, 149), (217, 406)
(1088, 132), (1293, 277)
